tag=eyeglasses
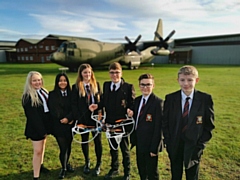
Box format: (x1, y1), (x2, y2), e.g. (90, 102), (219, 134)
(139, 83), (153, 88)
(109, 71), (121, 75)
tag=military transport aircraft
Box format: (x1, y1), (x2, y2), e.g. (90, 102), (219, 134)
(50, 19), (175, 71)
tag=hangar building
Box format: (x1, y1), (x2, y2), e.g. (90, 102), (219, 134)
(168, 33), (240, 65)
(0, 41), (16, 62)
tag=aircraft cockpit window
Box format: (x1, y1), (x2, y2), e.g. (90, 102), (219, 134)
(58, 43), (67, 53)
(68, 43), (77, 49)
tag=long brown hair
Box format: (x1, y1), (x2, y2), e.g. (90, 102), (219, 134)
(75, 64), (98, 97)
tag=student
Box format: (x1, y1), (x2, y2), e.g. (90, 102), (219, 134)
(162, 65), (215, 180)
(90, 62), (135, 180)
(127, 73), (163, 180)
(48, 73), (75, 179)
(71, 64), (103, 176)
(22, 71), (50, 180)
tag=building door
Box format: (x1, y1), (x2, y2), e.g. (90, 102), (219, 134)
(41, 56), (45, 63)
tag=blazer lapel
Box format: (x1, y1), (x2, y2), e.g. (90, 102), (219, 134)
(139, 93), (154, 120)
(173, 91), (182, 135)
(134, 97), (141, 119)
(188, 90), (201, 126)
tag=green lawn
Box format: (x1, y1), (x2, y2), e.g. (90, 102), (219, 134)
(0, 63), (239, 180)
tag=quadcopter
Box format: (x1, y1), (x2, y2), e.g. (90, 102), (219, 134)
(72, 111), (135, 150)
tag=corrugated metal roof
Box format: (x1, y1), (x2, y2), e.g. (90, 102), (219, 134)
(0, 41), (16, 47)
(175, 33), (240, 43)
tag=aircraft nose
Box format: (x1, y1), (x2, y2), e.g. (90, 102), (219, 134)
(50, 52), (65, 62)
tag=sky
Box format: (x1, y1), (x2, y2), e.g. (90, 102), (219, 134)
(1, 0), (240, 42)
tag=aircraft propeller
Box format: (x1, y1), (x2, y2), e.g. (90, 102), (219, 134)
(124, 35), (142, 54)
(151, 30), (175, 55)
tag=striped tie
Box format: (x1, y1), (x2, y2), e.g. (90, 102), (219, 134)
(182, 97), (190, 133)
(86, 85), (92, 105)
(139, 98), (146, 117)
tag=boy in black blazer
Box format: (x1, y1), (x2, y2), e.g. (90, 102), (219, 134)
(163, 65), (215, 180)
(90, 62), (135, 180)
(127, 73), (163, 180)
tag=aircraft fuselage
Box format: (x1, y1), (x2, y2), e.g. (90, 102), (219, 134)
(50, 39), (154, 70)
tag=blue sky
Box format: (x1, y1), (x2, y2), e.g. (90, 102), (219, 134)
(1, 0), (240, 42)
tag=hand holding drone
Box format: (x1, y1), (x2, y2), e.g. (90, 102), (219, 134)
(72, 111), (135, 150)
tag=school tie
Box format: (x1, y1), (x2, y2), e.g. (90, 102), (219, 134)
(112, 84), (116, 92)
(40, 89), (48, 102)
(182, 97), (190, 133)
(86, 85), (92, 105)
(63, 92), (67, 97)
(135, 98), (146, 129)
(139, 98), (146, 117)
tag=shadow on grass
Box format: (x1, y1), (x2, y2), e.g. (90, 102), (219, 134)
(0, 166), (127, 180)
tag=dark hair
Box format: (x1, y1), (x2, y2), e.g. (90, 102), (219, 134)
(138, 73), (154, 82)
(54, 73), (71, 92)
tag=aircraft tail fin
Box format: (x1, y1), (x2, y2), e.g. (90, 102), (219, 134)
(154, 19), (163, 41)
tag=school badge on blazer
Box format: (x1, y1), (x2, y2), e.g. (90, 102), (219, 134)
(121, 99), (126, 108)
(146, 114), (152, 122)
(196, 116), (203, 124)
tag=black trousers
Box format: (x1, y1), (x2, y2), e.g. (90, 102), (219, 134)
(170, 139), (201, 180)
(136, 149), (159, 180)
(56, 136), (73, 170)
(81, 131), (102, 164)
(109, 136), (130, 175)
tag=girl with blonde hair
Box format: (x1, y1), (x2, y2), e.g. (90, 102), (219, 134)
(71, 64), (103, 176)
(22, 71), (50, 180)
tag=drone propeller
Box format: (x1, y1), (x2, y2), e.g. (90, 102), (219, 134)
(125, 35), (142, 54)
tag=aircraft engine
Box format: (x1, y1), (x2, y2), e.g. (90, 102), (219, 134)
(151, 48), (170, 56)
(152, 30), (175, 56)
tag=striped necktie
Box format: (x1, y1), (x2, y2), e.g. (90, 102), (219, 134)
(182, 97), (190, 133)
(86, 85), (92, 105)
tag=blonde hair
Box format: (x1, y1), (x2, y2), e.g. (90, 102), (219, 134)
(75, 64), (98, 97)
(22, 71), (48, 107)
(178, 65), (198, 78)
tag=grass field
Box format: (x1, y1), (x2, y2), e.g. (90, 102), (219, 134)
(0, 63), (239, 180)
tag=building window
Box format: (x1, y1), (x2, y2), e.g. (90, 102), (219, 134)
(34, 46), (37, 49)
(25, 48), (28, 52)
(39, 45), (43, 48)
(45, 46), (49, 50)
(30, 56), (33, 61)
(21, 48), (23, 52)
(17, 56), (20, 60)
(26, 56), (29, 61)
(29, 46), (33, 49)
(51, 45), (55, 50)
(21, 56), (24, 61)
(46, 56), (50, 61)
(17, 48), (19, 52)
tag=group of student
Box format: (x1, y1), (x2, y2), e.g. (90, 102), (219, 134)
(22, 62), (215, 180)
